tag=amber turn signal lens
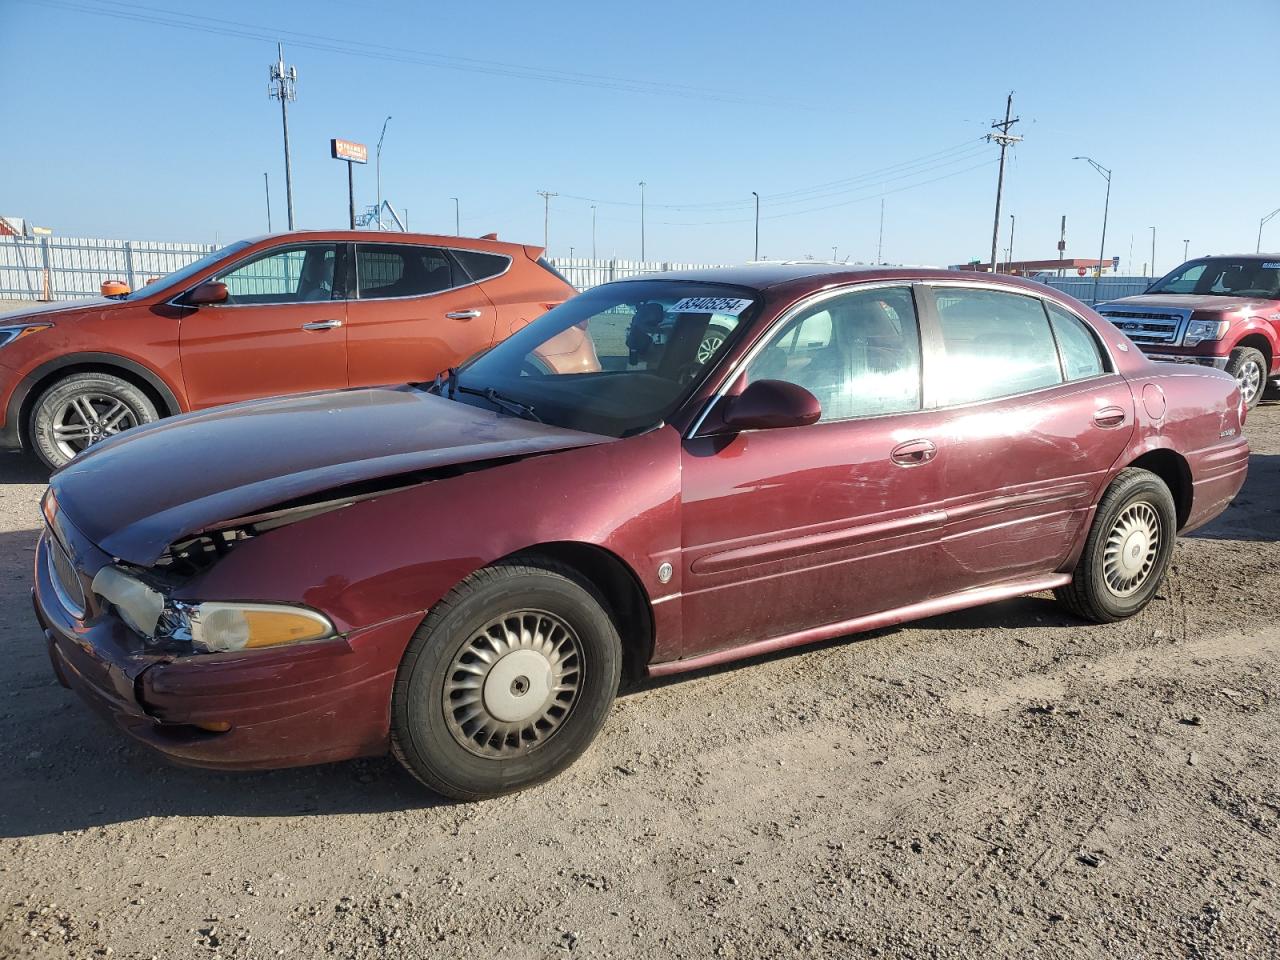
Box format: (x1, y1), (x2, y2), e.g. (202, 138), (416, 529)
(193, 721), (232, 733)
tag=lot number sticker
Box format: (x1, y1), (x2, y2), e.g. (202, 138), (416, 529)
(670, 296), (754, 316)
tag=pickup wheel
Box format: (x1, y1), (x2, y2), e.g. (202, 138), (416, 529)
(1225, 346), (1267, 409)
(1055, 468), (1177, 624)
(390, 558), (622, 800)
(29, 372), (160, 470)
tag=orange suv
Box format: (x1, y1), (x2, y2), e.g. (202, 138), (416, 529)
(0, 231), (576, 468)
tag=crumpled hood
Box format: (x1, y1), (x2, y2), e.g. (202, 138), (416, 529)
(50, 385), (611, 564)
(1100, 293), (1277, 314)
(0, 297), (117, 321)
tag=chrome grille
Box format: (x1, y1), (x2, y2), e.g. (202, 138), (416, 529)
(46, 532), (86, 619)
(1098, 309), (1188, 346)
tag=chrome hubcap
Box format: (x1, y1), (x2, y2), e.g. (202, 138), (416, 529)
(51, 392), (137, 460)
(444, 610), (582, 758)
(1236, 360), (1262, 405)
(1102, 501), (1161, 597)
(696, 332), (725, 364)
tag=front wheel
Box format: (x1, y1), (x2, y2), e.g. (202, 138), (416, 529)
(390, 559), (622, 800)
(1055, 467), (1177, 623)
(1225, 346), (1267, 410)
(29, 372), (160, 470)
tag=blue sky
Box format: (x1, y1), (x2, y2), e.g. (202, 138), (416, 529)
(3, 0), (1278, 273)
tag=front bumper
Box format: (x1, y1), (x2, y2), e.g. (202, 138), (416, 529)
(1143, 352), (1230, 370)
(33, 529), (418, 770)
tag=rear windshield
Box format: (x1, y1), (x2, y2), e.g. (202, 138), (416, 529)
(1148, 258), (1280, 299)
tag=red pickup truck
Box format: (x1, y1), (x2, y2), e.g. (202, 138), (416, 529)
(1096, 254), (1280, 409)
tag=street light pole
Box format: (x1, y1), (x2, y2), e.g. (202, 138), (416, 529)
(263, 172), (271, 232)
(1073, 156), (1111, 304)
(751, 191), (759, 260)
(1008, 214), (1016, 269)
(1150, 226), (1157, 278)
(591, 204), (597, 260)
(1183, 239), (1189, 262)
(451, 197), (459, 235)
(639, 181), (647, 261)
(537, 190), (557, 251)
(375, 115), (391, 230)
(1258, 207), (1280, 252)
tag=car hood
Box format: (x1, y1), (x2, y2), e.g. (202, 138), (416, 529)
(0, 297), (117, 321)
(1099, 293), (1277, 313)
(50, 385), (612, 565)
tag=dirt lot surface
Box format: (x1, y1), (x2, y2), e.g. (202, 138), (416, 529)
(0, 406), (1277, 960)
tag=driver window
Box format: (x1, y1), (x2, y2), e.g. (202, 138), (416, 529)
(743, 286), (922, 422)
(215, 244), (339, 305)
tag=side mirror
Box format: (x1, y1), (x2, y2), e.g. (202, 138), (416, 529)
(185, 281), (228, 306)
(722, 379), (821, 431)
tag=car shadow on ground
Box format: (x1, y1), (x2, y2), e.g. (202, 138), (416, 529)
(0, 452), (48, 484)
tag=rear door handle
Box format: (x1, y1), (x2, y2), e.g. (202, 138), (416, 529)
(446, 309), (483, 320)
(1092, 405), (1127, 428)
(301, 319), (343, 331)
(890, 438), (937, 466)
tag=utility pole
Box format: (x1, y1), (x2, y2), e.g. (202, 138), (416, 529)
(639, 181), (647, 260)
(1073, 156), (1112, 304)
(877, 198), (885, 264)
(1150, 226), (1156, 277)
(1057, 215), (1066, 276)
(1183, 239), (1189, 263)
(832, 245), (838, 263)
(451, 197), (460, 235)
(268, 43), (298, 230)
(591, 204), (598, 260)
(264, 172), (272, 232)
(537, 190), (557, 250)
(1008, 214), (1016, 270)
(376, 116), (391, 230)
(747, 190), (757, 261)
(1259, 207), (1280, 252)
(986, 92), (1022, 273)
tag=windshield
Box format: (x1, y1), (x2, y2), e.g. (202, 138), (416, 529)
(1147, 257), (1280, 300)
(454, 279), (759, 437)
(126, 240), (253, 300)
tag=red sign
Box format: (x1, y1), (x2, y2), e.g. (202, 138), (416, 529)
(330, 138), (368, 164)
(1077, 267), (1087, 276)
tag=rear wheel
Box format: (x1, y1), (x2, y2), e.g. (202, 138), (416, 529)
(1225, 346), (1267, 409)
(1055, 468), (1177, 623)
(390, 558), (622, 800)
(29, 372), (160, 470)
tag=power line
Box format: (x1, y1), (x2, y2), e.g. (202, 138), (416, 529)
(25, 0), (808, 109)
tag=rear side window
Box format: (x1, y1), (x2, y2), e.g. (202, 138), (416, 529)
(356, 244), (454, 299)
(452, 250), (511, 284)
(1046, 301), (1107, 380)
(932, 288), (1063, 405)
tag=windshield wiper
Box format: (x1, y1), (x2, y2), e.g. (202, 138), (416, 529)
(457, 386), (542, 423)
(427, 366), (459, 398)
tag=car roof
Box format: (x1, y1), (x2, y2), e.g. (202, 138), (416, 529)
(627, 263), (1068, 300)
(239, 230), (537, 256)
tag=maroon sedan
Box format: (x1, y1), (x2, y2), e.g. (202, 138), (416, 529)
(33, 265), (1249, 799)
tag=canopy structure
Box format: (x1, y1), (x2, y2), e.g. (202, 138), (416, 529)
(954, 258), (1114, 277)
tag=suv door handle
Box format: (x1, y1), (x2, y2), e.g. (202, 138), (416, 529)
(301, 319), (343, 331)
(446, 309), (483, 320)
(1092, 405), (1127, 428)
(890, 439), (937, 466)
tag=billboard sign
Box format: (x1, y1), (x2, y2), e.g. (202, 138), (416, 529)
(330, 138), (368, 164)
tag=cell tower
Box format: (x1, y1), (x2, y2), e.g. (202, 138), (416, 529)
(268, 43), (298, 230)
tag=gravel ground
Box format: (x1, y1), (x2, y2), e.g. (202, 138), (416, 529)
(0, 405), (1277, 960)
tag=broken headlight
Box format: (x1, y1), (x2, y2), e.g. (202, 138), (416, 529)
(92, 566), (335, 653)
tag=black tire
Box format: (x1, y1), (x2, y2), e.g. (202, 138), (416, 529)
(390, 558), (622, 800)
(1055, 467), (1177, 623)
(1225, 346), (1267, 410)
(29, 372), (160, 470)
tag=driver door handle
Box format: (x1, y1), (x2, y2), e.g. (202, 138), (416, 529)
(301, 319), (343, 331)
(446, 309), (483, 320)
(890, 438), (937, 466)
